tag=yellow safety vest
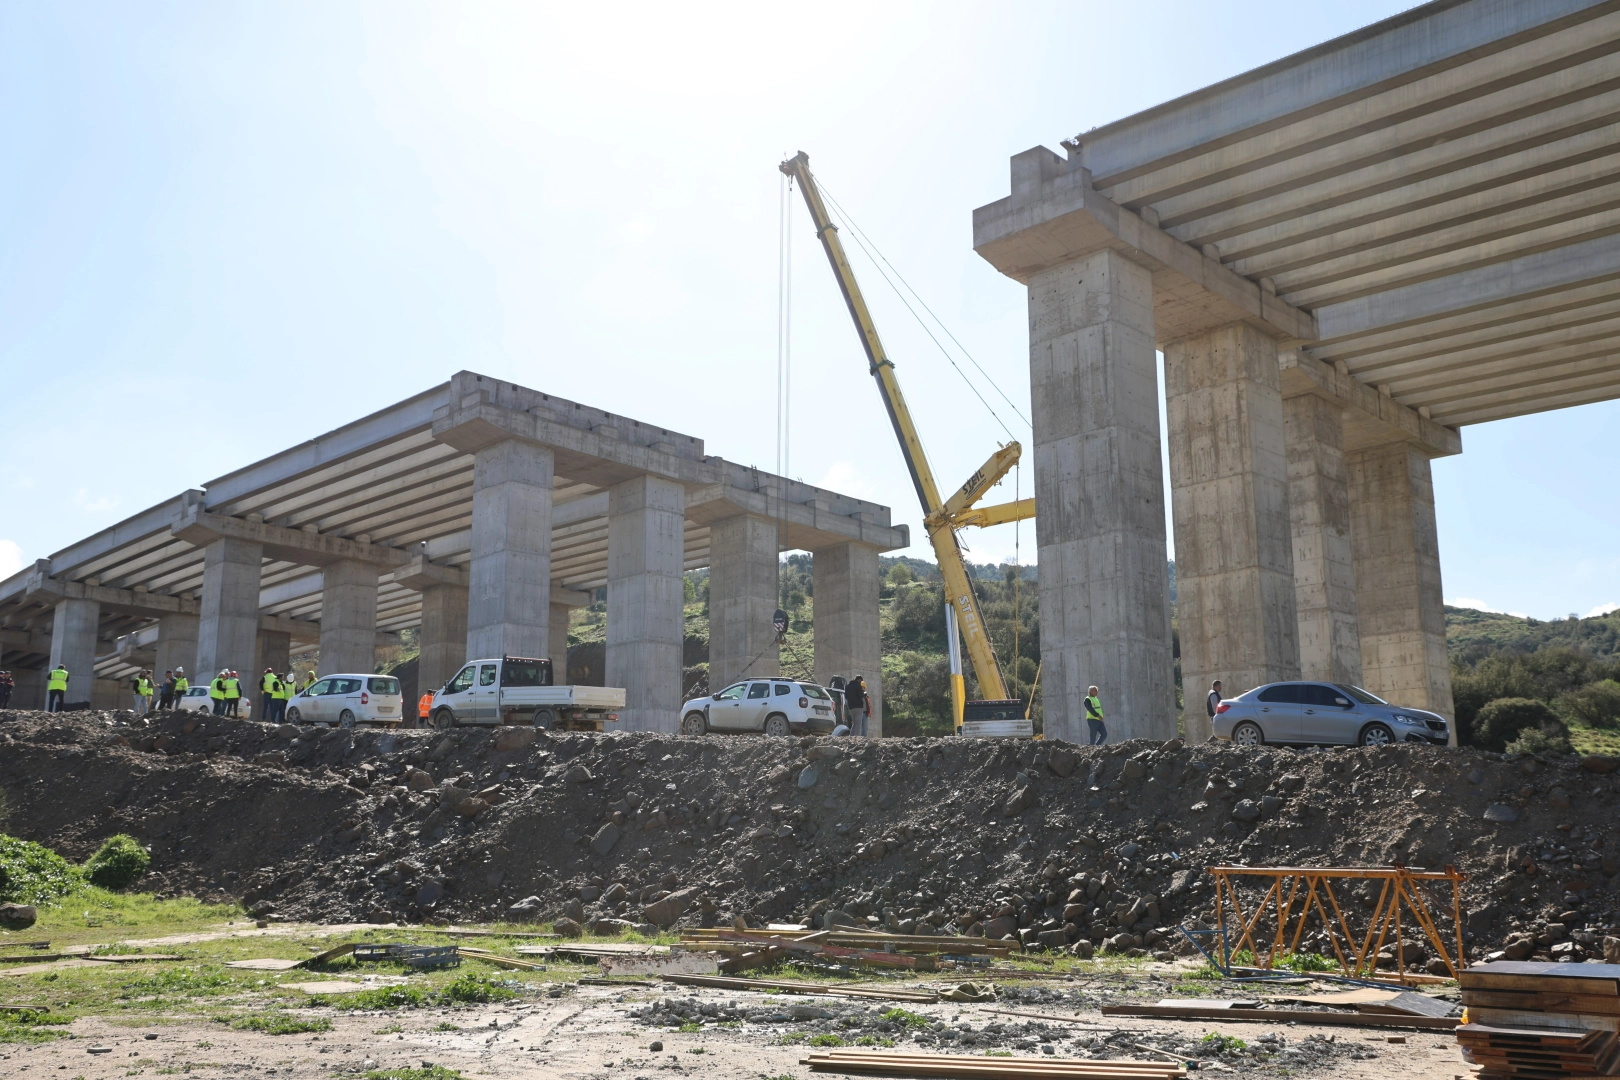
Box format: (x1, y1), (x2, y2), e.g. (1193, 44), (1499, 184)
(174, 677), (189, 693)
(136, 678), (153, 695)
(1085, 695), (1104, 721)
(224, 678), (240, 699)
(210, 678), (226, 700)
(271, 679), (287, 700)
(47, 667), (69, 691)
(262, 673), (277, 693)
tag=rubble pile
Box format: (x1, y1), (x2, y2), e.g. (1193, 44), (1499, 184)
(0, 709), (1616, 964)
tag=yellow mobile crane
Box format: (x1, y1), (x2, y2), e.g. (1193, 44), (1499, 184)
(779, 151), (1035, 734)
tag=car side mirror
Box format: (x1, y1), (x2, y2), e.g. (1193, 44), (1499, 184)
(712, 693), (721, 699)
(1335, 698), (1351, 707)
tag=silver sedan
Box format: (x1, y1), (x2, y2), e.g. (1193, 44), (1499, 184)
(1212, 681), (1449, 747)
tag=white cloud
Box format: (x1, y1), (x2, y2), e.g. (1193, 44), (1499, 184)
(1584, 601), (1620, 618)
(0, 539), (23, 578)
(815, 460), (882, 502)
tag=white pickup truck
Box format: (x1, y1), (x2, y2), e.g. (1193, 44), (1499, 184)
(429, 656), (625, 732)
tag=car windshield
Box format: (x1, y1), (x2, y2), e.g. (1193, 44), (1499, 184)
(368, 677), (400, 695)
(799, 684), (829, 699)
(1335, 684), (1388, 705)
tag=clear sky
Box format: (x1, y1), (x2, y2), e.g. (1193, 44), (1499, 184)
(2, 1), (1615, 621)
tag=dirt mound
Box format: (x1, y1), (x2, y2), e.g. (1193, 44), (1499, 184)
(1, 709), (1616, 964)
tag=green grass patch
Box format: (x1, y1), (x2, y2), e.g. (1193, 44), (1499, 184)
(856, 1035), (896, 1047)
(310, 985), (429, 1010)
(433, 1021), (460, 1031)
(1201, 1032), (1247, 1053)
(687, 1047), (706, 1054)
(0, 1010), (74, 1044)
(363, 1069), (464, 1080)
(438, 972), (516, 1005)
(678, 1020), (701, 1033)
(776, 1032), (808, 1045)
(1571, 722), (1620, 757)
(0, 834), (85, 904)
(227, 1013), (333, 1035)
(807, 1034), (846, 1047)
(880, 1008), (933, 1030)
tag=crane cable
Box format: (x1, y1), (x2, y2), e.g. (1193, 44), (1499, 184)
(816, 180), (1032, 437)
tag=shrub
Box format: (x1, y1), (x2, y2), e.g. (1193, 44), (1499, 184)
(1505, 726), (1573, 756)
(1472, 698), (1563, 753)
(437, 973), (516, 1005)
(1558, 679), (1620, 729)
(0, 836), (85, 904)
(229, 1014), (332, 1035)
(85, 834), (151, 891)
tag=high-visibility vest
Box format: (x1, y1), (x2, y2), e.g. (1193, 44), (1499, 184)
(271, 679), (287, 700)
(174, 677), (189, 693)
(1085, 694), (1104, 721)
(210, 678), (226, 700)
(419, 694), (433, 718)
(47, 667), (69, 691)
(136, 677), (153, 695)
(224, 678), (241, 699)
(262, 673), (277, 693)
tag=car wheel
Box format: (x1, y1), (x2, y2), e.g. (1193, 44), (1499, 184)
(1360, 723), (1394, 747)
(681, 712), (707, 736)
(535, 708), (556, 731)
(764, 714), (791, 737)
(287, 707), (301, 724)
(433, 708), (456, 730)
(339, 709), (356, 730)
(1231, 721), (1265, 747)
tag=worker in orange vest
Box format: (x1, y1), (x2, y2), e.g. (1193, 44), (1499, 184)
(418, 692), (433, 728)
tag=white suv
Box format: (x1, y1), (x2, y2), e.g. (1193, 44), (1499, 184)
(681, 679), (839, 737)
(286, 674), (404, 728)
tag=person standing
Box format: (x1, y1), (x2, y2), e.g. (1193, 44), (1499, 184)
(210, 670), (228, 715)
(132, 670), (154, 716)
(1206, 680), (1224, 728)
(157, 670), (176, 711)
(1084, 685), (1106, 745)
(173, 667), (189, 707)
(260, 668), (279, 722)
(46, 663), (70, 712)
(224, 670), (242, 718)
(418, 692), (433, 728)
(0, 670), (12, 709)
(845, 674), (870, 737)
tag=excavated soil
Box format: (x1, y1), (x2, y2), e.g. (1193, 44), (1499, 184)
(2, 709), (1617, 964)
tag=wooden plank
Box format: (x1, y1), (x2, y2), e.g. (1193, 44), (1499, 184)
(1100, 1005), (1456, 1031)
(1461, 988), (1620, 1015)
(803, 1050), (1183, 1078)
(1464, 1006), (1620, 1033)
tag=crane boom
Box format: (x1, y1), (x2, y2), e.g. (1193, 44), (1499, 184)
(779, 151), (1019, 709)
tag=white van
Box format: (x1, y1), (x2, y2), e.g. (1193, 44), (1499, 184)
(285, 674), (404, 728)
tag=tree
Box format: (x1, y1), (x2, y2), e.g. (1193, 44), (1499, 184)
(1471, 698), (1564, 753)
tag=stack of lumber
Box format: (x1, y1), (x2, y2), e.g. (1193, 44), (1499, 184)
(1458, 961), (1620, 1077)
(802, 1048), (1184, 1078)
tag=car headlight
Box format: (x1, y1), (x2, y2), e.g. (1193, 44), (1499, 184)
(1391, 713), (1424, 727)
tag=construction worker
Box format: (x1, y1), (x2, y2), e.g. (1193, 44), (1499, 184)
(1084, 685), (1106, 745)
(302, 670), (317, 693)
(270, 671), (289, 722)
(418, 691), (433, 728)
(0, 670), (12, 709)
(261, 668), (279, 722)
(158, 670), (175, 711)
(210, 670), (228, 715)
(845, 674), (870, 737)
(1206, 680), (1224, 729)
(46, 663), (70, 712)
(173, 667), (189, 704)
(132, 669), (154, 716)
(224, 669), (242, 718)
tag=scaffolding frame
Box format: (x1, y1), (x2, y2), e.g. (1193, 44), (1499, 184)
(1208, 864), (1468, 984)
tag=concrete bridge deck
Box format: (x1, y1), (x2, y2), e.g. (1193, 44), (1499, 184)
(0, 371), (906, 730)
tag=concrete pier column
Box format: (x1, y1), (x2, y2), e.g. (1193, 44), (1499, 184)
(255, 630), (292, 682)
(467, 439), (554, 662)
(1166, 321), (1300, 742)
(1028, 248), (1174, 743)
(1347, 442), (1455, 734)
(196, 537), (264, 681)
(153, 612), (200, 687)
(48, 597), (100, 706)
(812, 542), (882, 736)
(708, 514), (781, 691)
(1285, 395), (1362, 685)
(606, 474), (686, 732)
(420, 584), (470, 695)
(549, 602), (572, 683)
(320, 558), (380, 675)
